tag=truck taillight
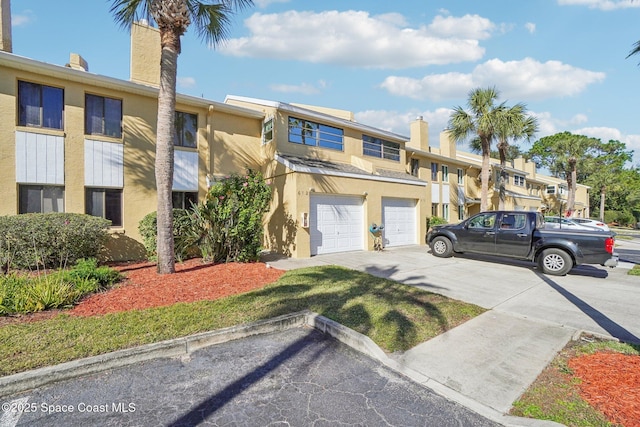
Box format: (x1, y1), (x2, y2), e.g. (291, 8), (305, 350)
(605, 237), (614, 254)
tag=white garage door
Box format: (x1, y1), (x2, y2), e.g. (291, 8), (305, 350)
(310, 194), (364, 255)
(382, 197), (417, 247)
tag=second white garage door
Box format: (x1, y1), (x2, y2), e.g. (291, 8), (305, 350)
(382, 197), (417, 247)
(310, 194), (364, 255)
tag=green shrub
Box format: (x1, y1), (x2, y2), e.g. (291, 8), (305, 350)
(0, 213), (110, 271)
(190, 170), (272, 263)
(138, 209), (198, 261)
(0, 259), (121, 315)
(604, 210), (636, 226)
(428, 216), (449, 227)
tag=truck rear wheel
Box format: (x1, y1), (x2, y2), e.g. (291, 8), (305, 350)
(538, 248), (573, 276)
(430, 236), (453, 258)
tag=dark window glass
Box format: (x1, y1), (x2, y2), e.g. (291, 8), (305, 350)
(85, 94), (122, 138)
(19, 185), (64, 213)
(85, 188), (122, 227)
(172, 192), (198, 209)
(363, 135), (400, 161)
(288, 117), (343, 151)
(18, 81), (64, 129)
(175, 111), (197, 148)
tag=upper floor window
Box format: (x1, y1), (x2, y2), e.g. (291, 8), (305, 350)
(410, 158), (419, 177)
(441, 165), (449, 182)
(18, 81), (64, 130)
(496, 170), (509, 184)
(288, 116), (343, 151)
(85, 94), (122, 138)
(362, 135), (400, 161)
(175, 111), (197, 148)
(514, 175), (525, 186)
(431, 162), (438, 181)
(546, 185), (556, 195)
(457, 168), (464, 185)
(262, 118), (274, 144)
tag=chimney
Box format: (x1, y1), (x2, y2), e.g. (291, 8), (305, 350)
(0, 0), (12, 53)
(407, 116), (429, 152)
(439, 130), (457, 159)
(66, 53), (89, 71)
(130, 21), (161, 86)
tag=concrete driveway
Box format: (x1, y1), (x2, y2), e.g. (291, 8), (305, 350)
(265, 240), (640, 345)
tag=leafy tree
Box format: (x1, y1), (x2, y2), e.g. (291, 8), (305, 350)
(580, 140), (633, 221)
(448, 87), (506, 212)
(494, 103), (538, 209)
(110, 0), (253, 274)
(527, 132), (600, 214)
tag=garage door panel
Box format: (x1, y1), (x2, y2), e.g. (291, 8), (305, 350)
(311, 195), (363, 255)
(382, 198), (417, 247)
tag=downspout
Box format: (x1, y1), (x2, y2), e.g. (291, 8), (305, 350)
(206, 105), (214, 190)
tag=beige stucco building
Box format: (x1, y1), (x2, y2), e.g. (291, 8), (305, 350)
(0, 15), (590, 261)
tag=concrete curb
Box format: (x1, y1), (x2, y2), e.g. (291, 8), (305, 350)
(1, 310), (563, 427)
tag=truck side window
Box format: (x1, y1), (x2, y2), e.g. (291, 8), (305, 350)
(500, 214), (527, 230)
(469, 213), (496, 229)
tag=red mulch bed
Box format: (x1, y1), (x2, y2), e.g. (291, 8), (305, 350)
(1, 259), (638, 425)
(70, 258), (286, 317)
(569, 352), (640, 427)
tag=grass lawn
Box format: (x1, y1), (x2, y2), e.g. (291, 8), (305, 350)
(0, 265), (485, 377)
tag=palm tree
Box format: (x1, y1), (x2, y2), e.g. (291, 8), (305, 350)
(448, 87), (505, 212)
(627, 40), (640, 64)
(110, 0), (253, 274)
(495, 104), (538, 209)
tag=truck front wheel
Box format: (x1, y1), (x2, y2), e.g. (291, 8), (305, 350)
(430, 236), (453, 258)
(538, 248), (573, 276)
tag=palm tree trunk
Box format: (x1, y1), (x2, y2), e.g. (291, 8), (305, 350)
(498, 141), (507, 210)
(155, 40), (178, 274)
(599, 185), (606, 222)
(480, 141), (491, 212)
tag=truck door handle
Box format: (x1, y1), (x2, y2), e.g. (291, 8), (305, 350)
(485, 231), (495, 236)
(517, 233), (527, 237)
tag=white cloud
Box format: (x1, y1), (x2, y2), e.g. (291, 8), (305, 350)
(525, 22), (536, 34)
(380, 57), (605, 101)
(253, 0), (290, 8)
(220, 10), (491, 68)
(12, 9), (35, 26)
(557, 0), (640, 10)
(269, 81), (326, 95)
(177, 77), (196, 88)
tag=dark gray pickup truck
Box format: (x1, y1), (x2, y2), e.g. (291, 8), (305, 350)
(426, 211), (618, 276)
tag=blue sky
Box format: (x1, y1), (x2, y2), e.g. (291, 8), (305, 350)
(9, 0), (640, 164)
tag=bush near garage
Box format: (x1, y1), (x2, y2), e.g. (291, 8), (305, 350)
(0, 213), (110, 272)
(189, 170), (272, 263)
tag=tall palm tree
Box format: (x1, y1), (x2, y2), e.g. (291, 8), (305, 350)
(448, 87), (505, 212)
(110, 0), (253, 274)
(627, 40), (640, 64)
(495, 104), (538, 209)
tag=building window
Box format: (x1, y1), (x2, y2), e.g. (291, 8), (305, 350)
(457, 168), (464, 185)
(262, 118), (274, 144)
(559, 185), (568, 196)
(288, 116), (343, 150)
(362, 135), (400, 161)
(410, 158), (419, 177)
(19, 185), (64, 214)
(431, 203), (438, 217)
(441, 165), (449, 182)
(175, 111), (197, 148)
(172, 191), (198, 209)
(85, 94), (122, 138)
(431, 162), (438, 181)
(458, 205), (464, 221)
(443, 203), (449, 220)
(496, 170), (509, 184)
(18, 81), (64, 130)
(546, 185), (556, 195)
(514, 175), (525, 186)
(85, 188), (122, 227)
